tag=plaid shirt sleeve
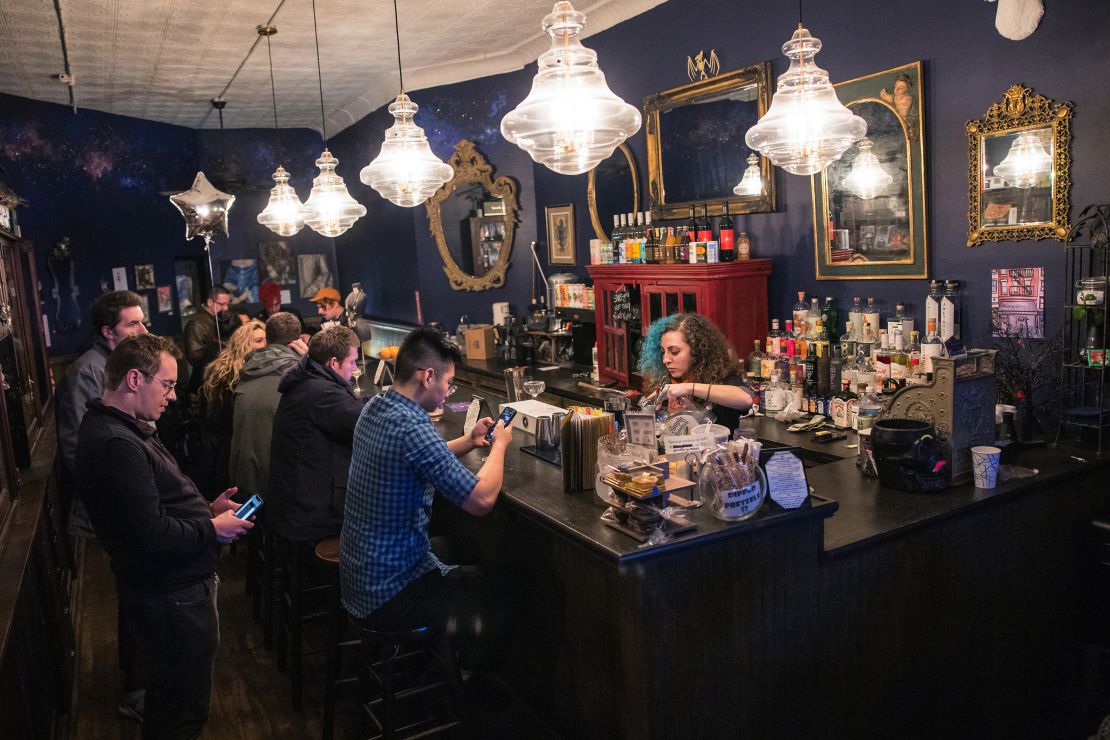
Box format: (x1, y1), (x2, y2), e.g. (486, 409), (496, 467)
(403, 421), (478, 507)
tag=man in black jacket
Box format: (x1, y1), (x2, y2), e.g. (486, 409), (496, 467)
(183, 285), (230, 394)
(268, 325), (364, 544)
(77, 334), (253, 737)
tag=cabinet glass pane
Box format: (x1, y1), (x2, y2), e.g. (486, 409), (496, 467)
(682, 292), (698, 313)
(665, 292), (679, 317)
(648, 293), (662, 325)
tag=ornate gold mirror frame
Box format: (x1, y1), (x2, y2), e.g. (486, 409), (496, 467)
(426, 139), (519, 291)
(587, 143), (639, 241)
(966, 84), (1073, 247)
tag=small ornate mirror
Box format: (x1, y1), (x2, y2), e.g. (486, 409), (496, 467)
(587, 143), (639, 241)
(426, 139), (519, 291)
(966, 84), (1073, 247)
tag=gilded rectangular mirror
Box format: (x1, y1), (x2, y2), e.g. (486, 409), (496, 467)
(966, 84), (1072, 247)
(644, 62), (775, 220)
(811, 61), (927, 280)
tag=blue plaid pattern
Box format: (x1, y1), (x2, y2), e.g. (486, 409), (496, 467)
(340, 389), (478, 618)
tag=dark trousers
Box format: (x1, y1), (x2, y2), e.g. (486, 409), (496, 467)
(356, 537), (513, 672)
(118, 575), (220, 740)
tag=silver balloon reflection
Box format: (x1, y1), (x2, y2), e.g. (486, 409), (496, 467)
(169, 172), (236, 242)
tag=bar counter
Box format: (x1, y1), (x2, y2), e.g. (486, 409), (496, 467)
(421, 377), (1110, 738)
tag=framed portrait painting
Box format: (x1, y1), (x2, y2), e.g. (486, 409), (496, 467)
(546, 204), (576, 266)
(811, 61), (928, 280)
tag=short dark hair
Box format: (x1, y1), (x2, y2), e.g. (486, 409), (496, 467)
(395, 327), (462, 383)
(208, 285), (230, 301)
(308, 326), (358, 365)
(266, 312), (302, 346)
(104, 334), (182, 391)
(90, 291), (143, 335)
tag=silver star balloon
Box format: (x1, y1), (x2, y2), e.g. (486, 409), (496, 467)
(168, 172), (235, 241)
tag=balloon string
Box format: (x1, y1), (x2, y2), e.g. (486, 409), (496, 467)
(204, 236), (222, 347)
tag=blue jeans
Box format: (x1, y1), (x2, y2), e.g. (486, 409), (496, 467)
(118, 575), (220, 740)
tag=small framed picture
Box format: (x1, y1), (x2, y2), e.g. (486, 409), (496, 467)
(157, 285), (173, 314)
(112, 266), (128, 291)
(134, 264), (155, 290)
(545, 204), (576, 266)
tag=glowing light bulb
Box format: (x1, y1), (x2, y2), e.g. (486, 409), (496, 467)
(843, 138), (892, 200)
(257, 165), (305, 236)
(361, 93), (453, 207)
(301, 149), (366, 237)
(733, 153), (764, 196)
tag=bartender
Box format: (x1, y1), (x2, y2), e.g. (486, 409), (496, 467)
(639, 313), (753, 435)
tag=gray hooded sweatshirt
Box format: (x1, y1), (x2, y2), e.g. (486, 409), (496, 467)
(229, 344), (300, 498)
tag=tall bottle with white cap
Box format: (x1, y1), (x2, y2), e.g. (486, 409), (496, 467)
(939, 280), (962, 341)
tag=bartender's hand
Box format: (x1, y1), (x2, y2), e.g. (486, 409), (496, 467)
(288, 338), (309, 356)
(667, 383), (695, 401)
(210, 487), (239, 515)
(470, 417), (495, 448)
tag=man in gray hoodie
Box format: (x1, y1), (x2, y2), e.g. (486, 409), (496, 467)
(229, 312), (307, 498)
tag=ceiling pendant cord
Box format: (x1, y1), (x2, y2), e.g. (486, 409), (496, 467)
(261, 26), (284, 162)
(211, 98), (229, 169)
(392, 0), (404, 95)
(311, 0), (328, 146)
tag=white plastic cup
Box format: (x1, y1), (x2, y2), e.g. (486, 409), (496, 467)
(970, 445), (1001, 488)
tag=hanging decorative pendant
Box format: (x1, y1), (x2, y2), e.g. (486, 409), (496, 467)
(733, 153), (764, 196)
(257, 165), (305, 236)
(843, 138), (892, 200)
(301, 149), (366, 237)
(501, 1), (641, 176)
(360, 93), (453, 207)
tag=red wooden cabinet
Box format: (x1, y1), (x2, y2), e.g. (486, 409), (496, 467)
(587, 261), (771, 387)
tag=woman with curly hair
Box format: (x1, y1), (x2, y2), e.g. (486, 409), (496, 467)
(638, 313), (753, 435)
(193, 320), (266, 498)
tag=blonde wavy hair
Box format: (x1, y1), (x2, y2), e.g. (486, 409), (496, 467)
(200, 319), (265, 409)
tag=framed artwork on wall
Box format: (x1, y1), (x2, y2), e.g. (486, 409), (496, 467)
(811, 61), (928, 280)
(298, 253), (334, 298)
(134, 264), (156, 290)
(156, 285), (173, 314)
(546, 204), (576, 266)
(112, 266), (128, 291)
(259, 240), (296, 285)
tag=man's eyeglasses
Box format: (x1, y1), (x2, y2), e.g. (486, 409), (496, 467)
(418, 367), (457, 397)
(140, 370), (177, 396)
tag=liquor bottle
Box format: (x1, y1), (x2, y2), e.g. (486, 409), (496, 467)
(863, 297), (881, 343)
(663, 226), (678, 264)
(678, 227), (691, 264)
(719, 202), (736, 261)
(790, 348), (807, 387)
(854, 343), (876, 389)
(697, 204), (713, 242)
(762, 372), (787, 414)
(817, 337), (831, 395)
(840, 320), (857, 363)
(924, 280), (943, 334)
(793, 292), (809, 336)
(747, 340), (765, 381)
(940, 279), (962, 341)
(737, 231), (751, 260)
(906, 330), (921, 377)
(760, 338), (777, 380)
(921, 317), (944, 374)
(848, 296), (863, 342)
(806, 297), (822, 339)
(611, 214), (621, 263)
(888, 323), (908, 380)
(616, 213), (628, 263)
(804, 342), (818, 394)
(823, 297), (839, 341)
(888, 302), (911, 341)
(644, 211), (656, 264)
(686, 205), (698, 243)
(783, 320), (796, 357)
(829, 343), (844, 394)
(768, 318), (783, 356)
(875, 329), (890, 379)
(629, 212), (643, 263)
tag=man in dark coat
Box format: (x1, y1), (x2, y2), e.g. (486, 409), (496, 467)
(268, 325), (364, 543)
(229, 312), (306, 498)
(183, 285), (230, 394)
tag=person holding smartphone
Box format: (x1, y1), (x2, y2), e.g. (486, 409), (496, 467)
(341, 327), (514, 673)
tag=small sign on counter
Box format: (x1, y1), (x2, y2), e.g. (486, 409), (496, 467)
(765, 451), (809, 510)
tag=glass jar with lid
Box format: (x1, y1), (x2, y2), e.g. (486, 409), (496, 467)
(1076, 276), (1107, 306)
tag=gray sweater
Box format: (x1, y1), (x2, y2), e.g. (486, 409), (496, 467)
(229, 344), (300, 498)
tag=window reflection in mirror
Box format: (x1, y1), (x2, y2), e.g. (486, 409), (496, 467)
(441, 182), (504, 278)
(824, 100), (912, 264)
(979, 128), (1054, 227)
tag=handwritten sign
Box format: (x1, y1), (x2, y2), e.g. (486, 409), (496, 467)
(765, 451), (809, 509)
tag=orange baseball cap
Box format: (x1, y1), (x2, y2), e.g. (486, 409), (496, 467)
(309, 287), (341, 303)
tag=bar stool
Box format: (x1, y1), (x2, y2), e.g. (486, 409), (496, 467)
(317, 537), (361, 740)
(246, 509), (278, 649)
(350, 620), (470, 740)
(274, 533), (334, 710)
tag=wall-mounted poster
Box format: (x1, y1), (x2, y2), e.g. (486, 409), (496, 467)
(991, 267), (1045, 338)
(298, 253), (334, 298)
(259, 240), (296, 285)
(812, 61), (928, 280)
(134, 264), (155, 290)
(112, 266), (128, 291)
(220, 258), (259, 304)
(546, 204), (577, 266)
(156, 285), (173, 314)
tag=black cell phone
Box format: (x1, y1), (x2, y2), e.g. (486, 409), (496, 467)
(234, 493), (264, 520)
(485, 407), (518, 442)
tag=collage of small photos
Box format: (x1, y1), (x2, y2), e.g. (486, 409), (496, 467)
(112, 241), (334, 324)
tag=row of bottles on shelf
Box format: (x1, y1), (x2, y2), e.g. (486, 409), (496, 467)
(784, 284), (963, 347)
(593, 204), (752, 265)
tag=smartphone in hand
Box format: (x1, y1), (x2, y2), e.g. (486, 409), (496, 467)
(485, 407), (518, 442)
(234, 494), (264, 520)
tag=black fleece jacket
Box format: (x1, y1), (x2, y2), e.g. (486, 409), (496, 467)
(76, 399), (218, 592)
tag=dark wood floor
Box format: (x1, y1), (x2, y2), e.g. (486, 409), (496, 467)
(69, 537), (557, 739)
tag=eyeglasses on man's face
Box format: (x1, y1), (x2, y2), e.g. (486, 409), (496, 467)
(418, 367), (457, 397)
(140, 370), (177, 397)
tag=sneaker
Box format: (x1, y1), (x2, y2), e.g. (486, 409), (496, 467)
(117, 689), (144, 723)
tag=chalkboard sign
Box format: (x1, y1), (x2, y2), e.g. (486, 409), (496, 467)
(612, 287), (632, 323)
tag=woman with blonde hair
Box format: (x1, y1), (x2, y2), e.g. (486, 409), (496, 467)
(193, 320), (266, 498)
(638, 313), (752, 435)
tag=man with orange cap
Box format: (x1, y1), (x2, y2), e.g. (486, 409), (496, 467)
(310, 286), (350, 331)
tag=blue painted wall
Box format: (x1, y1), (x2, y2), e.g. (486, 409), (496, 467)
(3, 0), (1109, 356)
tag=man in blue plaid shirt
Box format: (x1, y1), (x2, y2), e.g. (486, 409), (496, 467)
(341, 328), (513, 668)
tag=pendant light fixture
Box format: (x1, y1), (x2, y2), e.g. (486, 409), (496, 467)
(744, 3), (866, 176)
(360, 0), (453, 207)
(993, 130), (1052, 188)
(300, 0), (365, 237)
(843, 138), (892, 200)
(500, 1), (641, 176)
(256, 25), (306, 236)
(733, 153), (764, 196)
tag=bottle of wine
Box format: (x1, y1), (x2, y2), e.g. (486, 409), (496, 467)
(644, 212), (656, 264)
(697, 204), (713, 242)
(719, 202), (736, 261)
(686, 205), (698, 243)
(823, 297), (838, 341)
(616, 213), (628, 263)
